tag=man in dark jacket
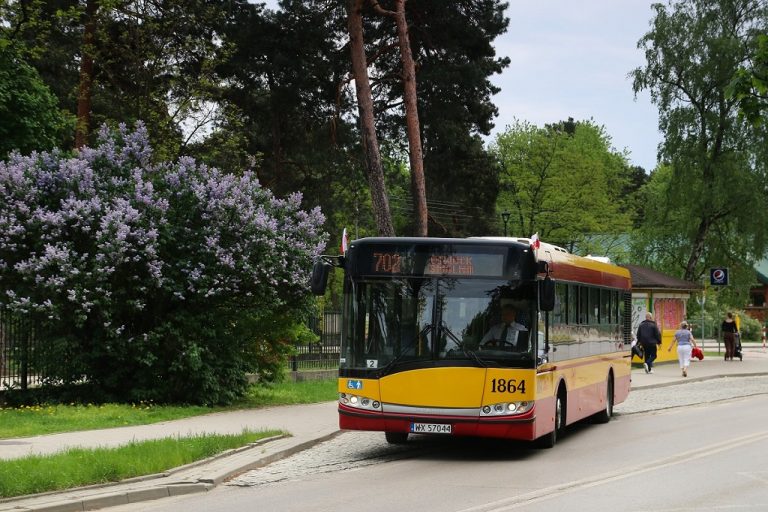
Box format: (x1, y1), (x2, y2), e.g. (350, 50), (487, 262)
(636, 312), (662, 373)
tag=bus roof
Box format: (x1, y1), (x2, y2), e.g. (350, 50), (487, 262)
(537, 244), (630, 290)
(467, 236), (629, 289)
(350, 236), (530, 247)
(345, 236), (631, 290)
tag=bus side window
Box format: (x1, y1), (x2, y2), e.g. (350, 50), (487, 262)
(579, 286), (589, 324)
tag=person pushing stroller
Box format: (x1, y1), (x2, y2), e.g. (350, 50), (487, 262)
(721, 312), (740, 361)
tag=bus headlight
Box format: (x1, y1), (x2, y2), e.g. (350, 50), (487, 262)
(481, 401), (533, 417)
(339, 392), (381, 411)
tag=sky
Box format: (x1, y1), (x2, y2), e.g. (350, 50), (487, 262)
(488, 1), (662, 171)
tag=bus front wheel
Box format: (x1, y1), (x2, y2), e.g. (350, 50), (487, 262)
(385, 432), (409, 444)
(536, 391), (565, 449)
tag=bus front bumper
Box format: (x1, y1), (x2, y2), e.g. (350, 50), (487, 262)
(338, 403), (537, 441)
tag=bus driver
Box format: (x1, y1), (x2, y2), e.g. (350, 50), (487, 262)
(481, 304), (528, 350)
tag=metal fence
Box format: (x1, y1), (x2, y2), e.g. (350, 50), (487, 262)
(0, 310), (44, 390)
(0, 308), (341, 388)
(292, 310), (342, 371)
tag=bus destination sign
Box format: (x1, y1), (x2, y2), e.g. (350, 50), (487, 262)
(371, 251), (504, 277)
(373, 252), (405, 274)
(425, 255), (474, 275)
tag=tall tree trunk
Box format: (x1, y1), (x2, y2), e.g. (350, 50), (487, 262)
(346, 0), (395, 237)
(75, 0), (99, 149)
(391, 0), (427, 236)
(684, 216), (711, 282)
(373, 0), (428, 236)
(268, 71), (283, 189)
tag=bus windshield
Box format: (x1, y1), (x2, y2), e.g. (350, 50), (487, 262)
(340, 277), (539, 372)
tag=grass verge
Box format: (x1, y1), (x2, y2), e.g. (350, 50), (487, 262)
(0, 429), (281, 498)
(0, 378), (338, 439)
(237, 377), (338, 407)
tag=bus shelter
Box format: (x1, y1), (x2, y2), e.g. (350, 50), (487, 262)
(622, 264), (701, 363)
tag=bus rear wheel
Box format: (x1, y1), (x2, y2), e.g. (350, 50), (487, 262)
(385, 432), (409, 444)
(592, 376), (614, 424)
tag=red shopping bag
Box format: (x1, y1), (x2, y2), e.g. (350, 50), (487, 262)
(691, 346), (704, 360)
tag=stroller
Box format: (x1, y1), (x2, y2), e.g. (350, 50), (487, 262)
(734, 332), (743, 361)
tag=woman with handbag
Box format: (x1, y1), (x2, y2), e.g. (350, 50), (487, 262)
(668, 321), (698, 377)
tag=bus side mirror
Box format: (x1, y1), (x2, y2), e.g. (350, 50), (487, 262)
(310, 260), (332, 295)
(539, 277), (555, 312)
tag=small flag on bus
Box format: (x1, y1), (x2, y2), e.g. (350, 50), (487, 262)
(530, 233), (540, 250)
(341, 228), (349, 255)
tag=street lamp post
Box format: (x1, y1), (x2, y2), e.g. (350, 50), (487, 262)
(501, 210), (511, 237)
(697, 293), (706, 349)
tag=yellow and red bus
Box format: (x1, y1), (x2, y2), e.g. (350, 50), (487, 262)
(311, 236), (632, 448)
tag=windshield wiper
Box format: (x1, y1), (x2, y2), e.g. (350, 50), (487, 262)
(441, 324), (487, 368)
(378, 324), (432, 377)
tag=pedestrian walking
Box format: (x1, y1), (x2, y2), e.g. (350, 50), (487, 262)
(721, 312), (739, 361)
(668, 321), (698, 377)
(636, 312), (662, 373)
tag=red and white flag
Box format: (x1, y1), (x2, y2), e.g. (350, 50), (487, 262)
(340, 228), (349, 254)
(530, 232), (540, 250)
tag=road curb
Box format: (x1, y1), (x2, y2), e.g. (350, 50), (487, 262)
(631, 370), (768, 390)
(197, 430), (343, 486)
(21, 483), (215, 512)
(0, 432), (344, 512)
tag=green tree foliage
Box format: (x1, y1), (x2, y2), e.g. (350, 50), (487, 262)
(0, 43), (69, 157)
(632, 0), (768, 282)
(422, 138), (501, 237)
(0, 124), (326, 404)
(632, 164), (760, 304)
(729, 32), (768, 125)
(624, 165), (651, 228)
(210, 1), (369, 244)
(1, 0), (225, 158)
(490, 119), (634, 256)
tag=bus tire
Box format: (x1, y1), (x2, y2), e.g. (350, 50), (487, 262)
(536, 389), (565, 449)
(592, 374), (614, 424)
(385, 431), (409, 444)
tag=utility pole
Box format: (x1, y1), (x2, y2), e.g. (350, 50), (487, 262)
(696, 293), (705, 349)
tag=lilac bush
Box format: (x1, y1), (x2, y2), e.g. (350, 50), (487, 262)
(0, 123), (326, 403)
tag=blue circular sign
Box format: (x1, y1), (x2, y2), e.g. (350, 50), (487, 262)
(710, 268), (728, 285)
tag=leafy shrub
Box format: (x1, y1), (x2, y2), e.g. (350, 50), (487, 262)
(0, 123), (326, 404)
(0, 45), (70, 158)
(735, 312), (762, 342)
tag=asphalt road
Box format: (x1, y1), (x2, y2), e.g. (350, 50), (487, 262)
(106, 376), (768, 512)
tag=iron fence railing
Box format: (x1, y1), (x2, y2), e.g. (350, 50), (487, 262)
(0, 309), (45, 390)
(292, 310), (341, 371)
(1, 308), (341, 387)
